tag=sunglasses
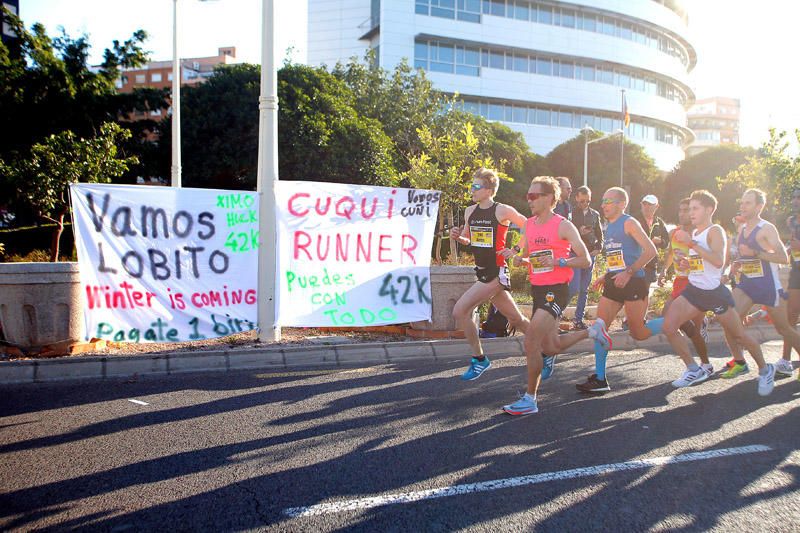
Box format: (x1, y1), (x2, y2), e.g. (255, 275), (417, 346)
(601, 198), (621, 205)
(470, 183), (485, 192)
(527, 192), (550, 201)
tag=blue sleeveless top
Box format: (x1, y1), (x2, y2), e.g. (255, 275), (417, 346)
(603, 214), (644, 278)
(736, 221), (781, 295)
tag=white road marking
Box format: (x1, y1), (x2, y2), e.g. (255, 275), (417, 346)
(127, 399), (149, 406)
(283, 444), (771, 518)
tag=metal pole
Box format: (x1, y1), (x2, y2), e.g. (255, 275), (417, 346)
(583, 126), (589, 188)
(620, 90), (625, 187)
(256, 0), (280, 342)
(171, 0), (181, 187)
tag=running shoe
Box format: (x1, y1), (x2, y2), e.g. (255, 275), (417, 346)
(572, 319), (588, 330)
(541, 354), (558, 380)
(701, 363), (714, 377)
(588, 318), (612, 350)
(503, 393), (538, 415)
(461, 357), (491, 381)
(700, 316), (709, 342)
(775, 358), (794, 376)
(721, 361), (749, 379)
(672, 367), (709, 388)
(757, 364), (776, 396)
(725, 357), (737, 369)
(576, 373), (611, 392)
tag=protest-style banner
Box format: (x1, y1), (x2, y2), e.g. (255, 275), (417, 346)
(70, 183), (259, 342)
(276, 182), (440, 327)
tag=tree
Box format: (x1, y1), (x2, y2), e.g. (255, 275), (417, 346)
(162, 63), (261, 189)
(402, 121), (498, 261)
(331, 51), (446, 170)
(545, 132), (660, 209)
(717, 129), (800, 228)
(468, 115), (547, 214)
(166, 62), (399, 189)
(0, 7), (164, 219)
(663, 144), (754, 223)
(277, 63), (398, 187)
(1, 123), (137, 261)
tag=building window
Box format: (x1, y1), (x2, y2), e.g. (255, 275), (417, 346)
(151, 73), (162, 82)
(421, 0), (689, 67)
(416, 38), (685, 104)
(135, 74), (146, 84)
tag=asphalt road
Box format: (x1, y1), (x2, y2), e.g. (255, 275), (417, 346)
(1, 340), (799, 531)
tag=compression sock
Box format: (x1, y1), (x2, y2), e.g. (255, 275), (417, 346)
(594, 340), (609, 380)
(645, 317), (664, 336)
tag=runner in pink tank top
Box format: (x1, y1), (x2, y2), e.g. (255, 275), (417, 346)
(497, 176), (600, 415)
(525, 213), (573, 286)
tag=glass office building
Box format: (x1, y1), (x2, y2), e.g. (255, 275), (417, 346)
(308, 0), (696, 170)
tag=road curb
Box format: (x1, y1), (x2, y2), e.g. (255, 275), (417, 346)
(0, 325), (782, 385)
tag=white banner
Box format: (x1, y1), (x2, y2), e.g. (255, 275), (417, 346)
(70, 183), (259, 342)
(276, 182), (440, 326)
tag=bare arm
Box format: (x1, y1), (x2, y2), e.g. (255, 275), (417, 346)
(755, 222), (789, 264)
(449, 205), (476, 246)
(496, 203), (529, 229)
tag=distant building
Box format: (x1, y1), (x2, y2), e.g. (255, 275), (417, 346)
(308, 0), (697, 170)
(117, 46), (237, 121)
(686, 96), (740, 157)
(1, 0), (21, 58)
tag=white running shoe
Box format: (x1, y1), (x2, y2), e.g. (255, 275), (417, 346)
(672, 367), (709, 388)
(775, 358), (794, 376)
(701, 363), (714, 377)
(757, 364), (776, 397)
(588, 317), (612, 350)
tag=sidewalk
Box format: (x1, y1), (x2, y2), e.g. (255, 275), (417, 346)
(0, 324), (782, 385)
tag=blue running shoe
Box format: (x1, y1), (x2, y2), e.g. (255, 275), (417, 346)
(541, 354), (558, 380)
(503, 393), (538, 415)
(461, 357), (491, 381)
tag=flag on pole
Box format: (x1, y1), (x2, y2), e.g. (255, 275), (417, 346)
(622, 92), (630, 128)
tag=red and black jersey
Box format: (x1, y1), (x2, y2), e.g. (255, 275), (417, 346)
(468, 202), (508, 269)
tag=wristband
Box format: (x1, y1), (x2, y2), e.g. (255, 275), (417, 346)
(558, 257), (568, 268)
(625, 267), (634, 275)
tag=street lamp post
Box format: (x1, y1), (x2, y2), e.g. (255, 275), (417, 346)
(582, 127), (623, 191)
(171, 0), (181, 187)
(256, 0), (280, 342)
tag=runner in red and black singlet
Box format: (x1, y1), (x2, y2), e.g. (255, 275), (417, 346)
(467, 202), (510, 285)
(450, 168), (530, 382)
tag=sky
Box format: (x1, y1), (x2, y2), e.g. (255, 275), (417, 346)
(14, 0), (800, 150)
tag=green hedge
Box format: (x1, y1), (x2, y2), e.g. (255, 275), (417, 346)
(0, 223), (74, 258)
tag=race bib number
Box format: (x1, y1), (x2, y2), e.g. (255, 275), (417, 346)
(792, 250), (800, 263)
(739, 259), (764, 278)
(529, 249), (554, 274)
(688, 252), (704, 274)
(469, 226), (493, 248)
(606, 250), (625, 272)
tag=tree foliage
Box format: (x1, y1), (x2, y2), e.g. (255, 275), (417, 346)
(170, 62), (398, 189)
(544, 132), (660, 206)
(662, 144), (754, 224)
(0, 7), (164, 222)
(331, 51), (446, 170)
(717, 129), (800, 227)
(278, 64), (398, 187)
(1, 123), (137, 260)
(402, 121), (500, 261)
